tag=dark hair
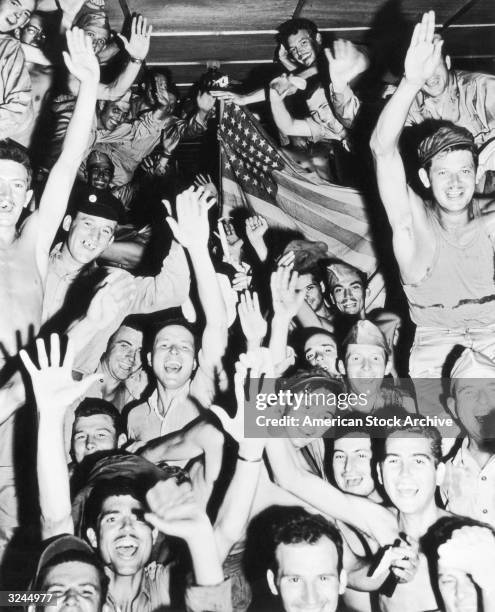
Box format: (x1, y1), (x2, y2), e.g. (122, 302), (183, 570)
(106, 316), (145, 349)
(373, 406), (442, 465)
(83, 476), (147, 533)
(270, 506), (343, 574)
(276, 18), (318, 49)
(73, 398), (124, 436)
(295, 261), (325, 284)
(0, 139), (32, 186)
(35, 550), (108, 601)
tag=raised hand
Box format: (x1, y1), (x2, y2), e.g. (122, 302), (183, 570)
(64, 27), (100, 85)
(209, 90), (247, 105)
(404, 11), (443, 86)
(278, 43), (298, 71)
(245, 215), (268, 244)
(210, 348), (274, 449)
(238, 291), (267, 345)
(232, 262), (252, 292)
(117, 14), (152, 61)
(87, 270), (138, 329)
(326, 39), (369, 90)
(145, 478), (210, 541)
(271, 260), (305, 320)
(194, 173), (218, 200)
(438, 525), (495, 590)
(19, 334), (101, 416)
(167, 186), (215, 250)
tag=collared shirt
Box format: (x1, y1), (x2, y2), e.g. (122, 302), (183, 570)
(406, 70), (495, 145)
(104, 561), (232, 612)
(441, 437), (495, 528)
(0, 34), (33, 144)
(127, 350), (216, 442)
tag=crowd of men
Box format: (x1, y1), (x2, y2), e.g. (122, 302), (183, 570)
(0, 1), (495, 610)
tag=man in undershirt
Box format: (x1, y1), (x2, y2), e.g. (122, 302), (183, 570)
(370, 11), (495, 380)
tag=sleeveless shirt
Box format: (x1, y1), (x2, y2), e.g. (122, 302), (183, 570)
(403, 201), (495, 329)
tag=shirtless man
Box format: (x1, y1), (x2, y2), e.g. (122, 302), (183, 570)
(0, 28), (99, 370)
(267, 419), (449, 611)
(370, 11), (495, 378)
(0, 26), (100, 565)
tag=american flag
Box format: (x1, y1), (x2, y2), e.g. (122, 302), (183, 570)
(219, 102), (385, 309)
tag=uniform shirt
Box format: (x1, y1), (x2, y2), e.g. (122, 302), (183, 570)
(406, 70), (495, 145)
(0, 34), (33, 143)
(104, 561), (232, 612)
(441, 437), (495, 528)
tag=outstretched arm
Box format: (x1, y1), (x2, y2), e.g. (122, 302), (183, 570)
(20, 335), (100, 539)
(167, 187), (228, 384)
(370, 11), (440, 260)
(36, 28), (100, 268)
(97, 15), (151, 101)
(269, 80), (312, 138)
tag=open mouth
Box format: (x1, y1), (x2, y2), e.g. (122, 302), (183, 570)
(397, 486), (419, 498)
(0, 200), (14, 213)
(344, 476), (363, 488)
(81, 240), (96, 251)
(164, 361), (182, 374)
(6, 16), (18, 27)
(114, 538), (139, 559)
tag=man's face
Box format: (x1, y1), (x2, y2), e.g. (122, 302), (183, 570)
(296, 273), (324, 313)
(65, 212), (116, 264)
(344, 344), (387, 398)
(380, 433), (441, 515)
(0, 160), (31, 228)
(286, 29), (318, 68)
(329, 270), (366, 317)
(99, 100), (130, 131)
(452, 379), (495, 442)
(286, 386), (338, 447)
(20, 13), (45, 47)
(268, 537), (344, 612)
(147, 73), (177, 113)
(88, 163), (113, 191)
(71, 414), (119, 464)
(83, 23), (109, 56)
(422, 150), (476, 216)
(151, 325), (196, 390)
(304, 333), (338, 376)
(40, 561), (103, 612)
(421, 55), (450, 98)
(438, 566), (478, 612)
(104, 326), (143, 383)
(0, 0), (34, 33)
(332, 434), (375, 497)
(88, 494), (153, 577)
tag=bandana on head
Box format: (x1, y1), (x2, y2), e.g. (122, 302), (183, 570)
(418, 124), (475, 167)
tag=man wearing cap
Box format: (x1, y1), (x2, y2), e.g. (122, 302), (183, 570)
(442, 348), (495, 528)
(41, 186), (190, 376)
(29, 534), (108, 612)
(370, 11), (495, 381)
(339, 320), (415, 414)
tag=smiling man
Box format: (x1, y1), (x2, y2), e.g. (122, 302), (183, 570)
(126, 187), (227, 443)
(370, 11), (495, 379)
(441, 349), (495, 527)
(266, 507), (347, 612)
